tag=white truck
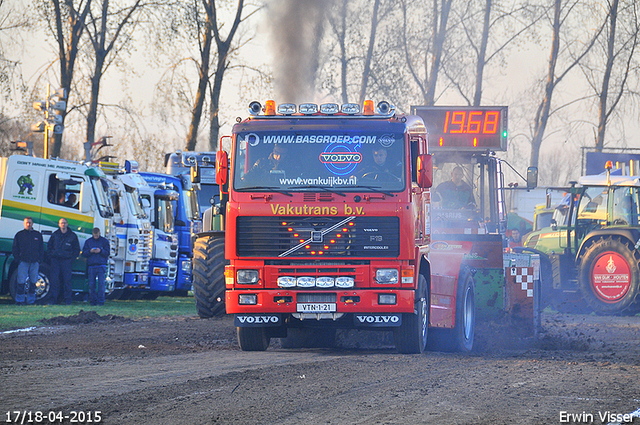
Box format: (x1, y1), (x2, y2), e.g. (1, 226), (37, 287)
(101, 168), (153, 299)
(0, 154), (114, 303)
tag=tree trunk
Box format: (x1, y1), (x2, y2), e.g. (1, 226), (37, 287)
(185, 14), (213, 152)
(595, 0), (618, 152)
(473, 0), (492, 106)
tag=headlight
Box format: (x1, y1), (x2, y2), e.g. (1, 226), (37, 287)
(376, 269), (399, 284)
(181, 259), (192, 272)
(237, 269), (259, 284)
(152, 267), (168, 276)
(238, 294), (257, 305)
(297, 277), (315, 287)
(277, 276), (296, 288)
(335, 277), (355, 288)
(316, 277), (335, 288)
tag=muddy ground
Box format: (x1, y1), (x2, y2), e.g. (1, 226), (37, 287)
(1, 311), (639, 425)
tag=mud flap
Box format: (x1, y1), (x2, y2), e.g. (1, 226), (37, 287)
(353, 314), (402, 327)
(234, 314), (283, 327)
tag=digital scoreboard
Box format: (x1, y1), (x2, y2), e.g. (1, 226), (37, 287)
(410, 106), (508, 152)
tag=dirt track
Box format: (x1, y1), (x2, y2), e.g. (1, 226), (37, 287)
(1, 311), (640, 425)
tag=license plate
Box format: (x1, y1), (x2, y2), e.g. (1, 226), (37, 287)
(296, 303), (337, 313)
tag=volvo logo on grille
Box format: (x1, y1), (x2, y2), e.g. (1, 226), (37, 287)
(354, 314), (402, 327)
(311, 231), (323, 243)
(235, 314), (281, 327)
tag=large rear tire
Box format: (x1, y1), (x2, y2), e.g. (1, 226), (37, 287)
(578, 237), (640, 315)
(427, 269), (475, 352)
(237, 327), (270, 351)
(9, 264), (52, 304)
(193, 235), (227, 318)
(393, 274), (428, 354)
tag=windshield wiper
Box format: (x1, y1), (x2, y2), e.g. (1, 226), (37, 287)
(239, 186), (293, 197)
(288, 185), (346, 197)
(349, 185), (395, 197)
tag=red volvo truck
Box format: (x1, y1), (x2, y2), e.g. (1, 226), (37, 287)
(206, 100), (480, 353)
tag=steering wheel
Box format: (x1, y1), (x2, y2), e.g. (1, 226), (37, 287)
(361, 171), (400, 183)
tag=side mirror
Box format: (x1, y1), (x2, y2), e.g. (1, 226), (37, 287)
(216, 150), (229, 186)
(190, 163), (201, 184)
(527, 167), (538, 189)
(416, 154), (433, 188)
(79, 181), (91, 214)
(550, 218), (557, 231)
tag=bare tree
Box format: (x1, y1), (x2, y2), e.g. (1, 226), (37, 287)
(579, 0), (639, 151)
(529, 0), (604, 169)
(0, 0), (30, 106)
(44, 0), (93, 158)
(82, 0), (144, 161)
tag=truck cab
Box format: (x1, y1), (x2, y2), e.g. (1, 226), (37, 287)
(0, 155), (114, 303)
(101, 166), (152, 297)
(201, 100), (449, 354)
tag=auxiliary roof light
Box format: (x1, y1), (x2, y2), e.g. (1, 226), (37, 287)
(341, 103), (360, 114)
(299, 103), (318, 115)
(363, 100), (374, 115)
(264, 100), (276, 116)
(376, 101), (394, 115)
(278, 103), (296, 115)
(320, 103), (339, 114)
(248, 101), (262, 116)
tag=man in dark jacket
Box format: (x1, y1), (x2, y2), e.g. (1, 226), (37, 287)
(12, 217), (44, 305)
(47, 218), (80, 305)
(82, 227), (110, 306)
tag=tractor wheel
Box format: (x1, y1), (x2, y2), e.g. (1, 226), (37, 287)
(393, 274), (429, 354)
(237, 327), (270, 351)
(280, 328), (336, 349)
(578, 237), (640, 315)
(427, 269), (475, 353)
(9, 264), (53, 304)
(193, 235), (227, 318)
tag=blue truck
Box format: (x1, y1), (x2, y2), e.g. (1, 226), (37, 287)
(139, 171), (202, 296)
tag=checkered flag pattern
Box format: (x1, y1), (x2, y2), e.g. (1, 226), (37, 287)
(511, 267), (534, 298)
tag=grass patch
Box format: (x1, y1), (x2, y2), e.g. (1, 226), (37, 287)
(0, 295), (197, 331)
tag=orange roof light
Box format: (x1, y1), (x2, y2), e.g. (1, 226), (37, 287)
(264, 100), (276, 116)
(363, 100), (374, 115)
(605, 161), (613, 170)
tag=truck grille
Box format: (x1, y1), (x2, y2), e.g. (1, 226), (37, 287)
(236, 216), (399, 258)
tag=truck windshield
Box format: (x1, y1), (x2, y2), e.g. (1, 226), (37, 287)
(233, 130), (405, 192)
(184, 188), (200, 221)
(92, 177), (113, 218)
(157, 198), (175, 233)
(125, 187), (146, 219)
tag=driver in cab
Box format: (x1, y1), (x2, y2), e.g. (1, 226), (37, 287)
(435, 166), (476, 209)
(243, 144), (298, 184)
(359, 147), (401, 182)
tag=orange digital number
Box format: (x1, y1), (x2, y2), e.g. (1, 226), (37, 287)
(448, 111), (466, 133)
(483, 111), (499, 134)
(467, 111), (482, 133)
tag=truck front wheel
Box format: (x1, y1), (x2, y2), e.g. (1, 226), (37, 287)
(237, 327), (270, 351)
(427, 269), (475, 352)
(193, 235), (227, 318)
(578, 237), (640, 315)
(9, 264), (52, 304)
(393, 274), (428, 354)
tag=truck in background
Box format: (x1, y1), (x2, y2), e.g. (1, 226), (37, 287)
(0, 154), (114, 303)
(100, 164), (152, 299)
(139, 171), (202, 296)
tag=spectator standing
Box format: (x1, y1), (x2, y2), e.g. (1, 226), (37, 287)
(82, 228), (110, 306)
(47, 218), (80, 305)
(12, 217), (44, 305)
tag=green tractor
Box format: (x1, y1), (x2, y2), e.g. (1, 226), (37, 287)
(523, 167), (640, 315)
